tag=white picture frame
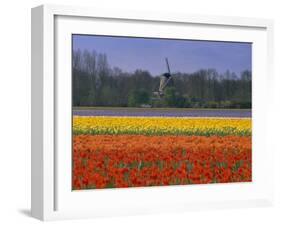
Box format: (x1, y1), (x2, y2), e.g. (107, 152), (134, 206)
(31, 4), (274, 221)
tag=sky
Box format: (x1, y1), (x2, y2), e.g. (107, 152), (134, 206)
(72, 34), (252, 76)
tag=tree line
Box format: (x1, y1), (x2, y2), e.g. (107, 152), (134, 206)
(72, 49), (251, 108)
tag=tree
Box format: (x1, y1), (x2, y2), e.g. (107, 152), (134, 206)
(164, 87), (177, 107)
(128, 89), (150, 107)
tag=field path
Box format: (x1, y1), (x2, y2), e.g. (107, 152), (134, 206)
(73, 107), (251, 118)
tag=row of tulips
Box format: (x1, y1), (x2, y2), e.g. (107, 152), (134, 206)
(73, 116), (251, 136)
(73, 134), (252, 189)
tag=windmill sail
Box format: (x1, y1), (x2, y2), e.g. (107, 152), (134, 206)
(165, 57), (171, 74)
(158, 58), (172, 96)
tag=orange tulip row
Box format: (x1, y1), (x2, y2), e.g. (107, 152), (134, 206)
(72, 135), (251, 189)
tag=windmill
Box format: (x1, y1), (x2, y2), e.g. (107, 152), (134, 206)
(153, 58), (173, 98)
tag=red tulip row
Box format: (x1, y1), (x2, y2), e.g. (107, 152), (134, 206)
(73, 135), (251, 189)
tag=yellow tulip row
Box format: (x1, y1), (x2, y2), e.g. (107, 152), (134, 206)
(73, 116), (251, 136)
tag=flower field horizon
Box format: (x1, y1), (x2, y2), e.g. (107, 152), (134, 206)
(72, 114), (252, 190)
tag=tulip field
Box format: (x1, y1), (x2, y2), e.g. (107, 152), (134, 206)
(72, 109), (252, 190)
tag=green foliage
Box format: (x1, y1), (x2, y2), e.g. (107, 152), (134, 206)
(164, 87), (177, 107)
(128, 89), (150, 107)
(163, 87), (186, 108)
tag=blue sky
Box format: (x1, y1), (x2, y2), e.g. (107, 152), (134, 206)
(73, 34), (252, 76)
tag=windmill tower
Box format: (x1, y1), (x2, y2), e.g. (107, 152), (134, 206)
(153, 58), (173, 98)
